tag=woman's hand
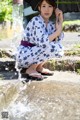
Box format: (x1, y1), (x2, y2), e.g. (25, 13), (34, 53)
(55, 8), (63, 23)
(49, 8), (63, 42)
(55, 8), (63, 35)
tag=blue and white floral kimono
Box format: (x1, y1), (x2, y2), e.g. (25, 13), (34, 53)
(16, 15), (64, 68)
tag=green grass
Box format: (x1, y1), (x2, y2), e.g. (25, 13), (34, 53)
(74, 44), (80, 49)
(63, 20), (80, 26)
(76, 69), (80, 75)
(65, 50), (80, 56)
(64, 44), (80, 56)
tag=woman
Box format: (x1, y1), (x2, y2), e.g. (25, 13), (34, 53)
(16, 0), (64, 80)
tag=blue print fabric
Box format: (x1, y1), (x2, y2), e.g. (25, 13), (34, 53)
(16, 15), (64, 68)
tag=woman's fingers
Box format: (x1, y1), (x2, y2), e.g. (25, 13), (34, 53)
(55, 8), (63, 23)
(55, 8), (63, 17)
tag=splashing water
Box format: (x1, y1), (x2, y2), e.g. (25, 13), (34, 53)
(12, 3), (26, 82)
(11, 3), (23, 55)
(9, 102), (32, 118)
(0, 2), (34, 119)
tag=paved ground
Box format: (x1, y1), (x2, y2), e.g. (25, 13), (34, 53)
(0, 71), (80, 120)
(0, 71), (80, 84)
(62, 32), (80, 50)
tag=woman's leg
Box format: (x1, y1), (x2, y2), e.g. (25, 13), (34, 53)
(36, 62), (46, 72)
(36, 62), (53, 75)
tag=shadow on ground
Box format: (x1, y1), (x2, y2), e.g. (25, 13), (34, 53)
(0, 71), (18, 80)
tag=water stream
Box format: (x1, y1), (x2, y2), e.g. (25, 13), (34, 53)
(11, 3), (23, 55)
(0, 2), (28, 119)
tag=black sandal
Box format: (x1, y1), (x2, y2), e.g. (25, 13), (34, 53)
(38, 71), (54, 76)
(21, 73), (44, 81)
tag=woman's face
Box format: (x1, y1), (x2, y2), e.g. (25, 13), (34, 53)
(38, 0), (54, 21)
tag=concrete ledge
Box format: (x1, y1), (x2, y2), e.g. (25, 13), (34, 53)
(44, 56), (80, 72)
(0, 56), (80, 73)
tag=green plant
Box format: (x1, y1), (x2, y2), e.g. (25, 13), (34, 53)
(76, 69), (80, 75)
(63, 20), (80, 26)
(0, 0), (12, 22)
(74, 44), (80, 49)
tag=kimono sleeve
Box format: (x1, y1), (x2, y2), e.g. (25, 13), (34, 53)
(31, 18), (50, 48)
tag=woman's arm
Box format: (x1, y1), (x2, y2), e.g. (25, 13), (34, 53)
(49, 25), (62, 42)
(49, 8), (63, 42)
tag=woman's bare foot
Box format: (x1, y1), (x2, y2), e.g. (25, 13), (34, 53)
(26, 64), (43, 78)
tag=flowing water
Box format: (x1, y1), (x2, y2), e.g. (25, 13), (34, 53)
(11, 3), (23, 55)
(0, 2), (27, 119)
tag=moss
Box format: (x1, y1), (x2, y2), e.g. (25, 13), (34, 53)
(75, 61), (80, 73)
(63, 20), (80, 26)
(44, 60), (56, 70)
(76, 69), (80, 75)
(0, 75), (4, 80)
(65, 50), (80, 56)
(63, 20), (80, 32)
(74, 44), (80, 49)
(44, 59), (80, 72)
(0, 49), (12, 58)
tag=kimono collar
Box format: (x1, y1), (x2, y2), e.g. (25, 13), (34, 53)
(39, 15), (49, 24)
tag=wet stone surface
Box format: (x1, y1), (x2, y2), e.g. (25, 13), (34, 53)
(0, 71), (18, 80)
(0, 71), (80, 120)
(7, 81), (80, 120)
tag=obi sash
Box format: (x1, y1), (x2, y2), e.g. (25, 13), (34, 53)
(21, 40), (35, 47)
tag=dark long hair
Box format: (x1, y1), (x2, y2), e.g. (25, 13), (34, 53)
(38, 0), (57, 9)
